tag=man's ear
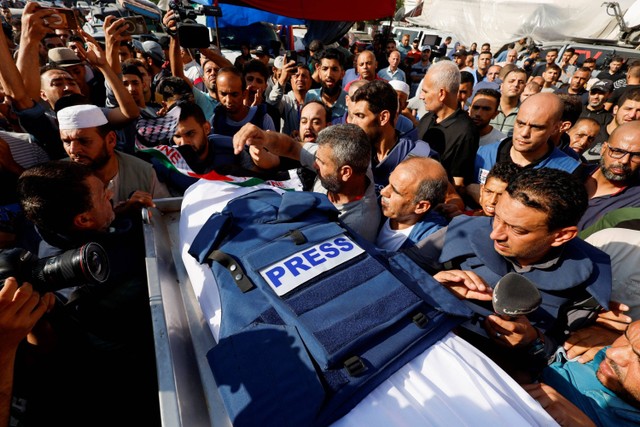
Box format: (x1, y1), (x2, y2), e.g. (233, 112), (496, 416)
(601, 141), (608, 156)
(105, 130), (117, 151)
(414, 200), (431, 215)
(203, 121), (211, 135)
(550, 226), (578, 247)
(559, 120), (572, 133)
(379, 109), (391, 127)
(438, 87), (447, 102)
(73, 211), (95, 230)
(339, 164), (353, 182)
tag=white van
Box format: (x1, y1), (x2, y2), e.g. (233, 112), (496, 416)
(391, 25), (458, 56)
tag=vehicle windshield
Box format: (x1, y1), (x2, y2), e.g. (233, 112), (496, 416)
(218, 22), (279, 51)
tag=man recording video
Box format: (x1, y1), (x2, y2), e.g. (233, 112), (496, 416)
(15, 160), (159, 426)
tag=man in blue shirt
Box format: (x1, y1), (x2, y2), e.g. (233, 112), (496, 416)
(525, 319), (640, 427)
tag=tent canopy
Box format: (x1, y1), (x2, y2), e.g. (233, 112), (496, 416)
(216, 0), (396, 21)
(407, 0), (637, 50)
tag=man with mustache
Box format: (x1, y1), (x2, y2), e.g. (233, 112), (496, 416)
(579, 120), (640, 230)
(268, 64), (312, 136)
(524, 319), (640, 426)
(305, 48), (348, 122)
(407, 167), (611, 380)
(233, 122), (381, 242)
(57, 104), (169, 216)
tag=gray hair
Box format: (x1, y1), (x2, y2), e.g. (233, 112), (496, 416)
(428, 60), (460, 95)
(316, 124), (370, 174)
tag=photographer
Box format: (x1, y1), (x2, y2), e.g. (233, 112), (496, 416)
(162, 8), (232, 120)
(16, 160), (160, 426)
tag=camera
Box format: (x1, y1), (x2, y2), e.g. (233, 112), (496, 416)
(45, 7), (78, 30)
(0, 243), (110, 293)
(168, 0), (221, 49)
(285, 50), (297, 64)
(120, 16), (148, 36)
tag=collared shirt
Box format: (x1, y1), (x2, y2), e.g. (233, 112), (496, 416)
(377, 67), (406, 82)
(305, 88), (348, 121)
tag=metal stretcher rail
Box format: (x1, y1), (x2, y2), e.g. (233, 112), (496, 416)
(142, 198), (231, 427)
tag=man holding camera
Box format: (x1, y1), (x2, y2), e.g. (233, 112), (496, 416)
(16, 160), (160, 426)
(163, 9), (235, 120)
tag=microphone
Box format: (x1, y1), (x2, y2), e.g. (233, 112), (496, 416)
(492, 272), (541, 317)
(460, 272), (541, 339)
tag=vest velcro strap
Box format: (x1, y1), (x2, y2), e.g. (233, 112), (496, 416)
(209, 250), (254, 292)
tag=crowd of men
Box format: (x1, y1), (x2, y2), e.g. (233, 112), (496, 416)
(1, 3), (640, 426)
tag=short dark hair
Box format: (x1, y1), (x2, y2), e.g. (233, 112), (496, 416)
(53, 93), (90, 113)
(39, 64), (66, 76)
(318, 47), (345, 69)
(618, 87), (640, 107)
(177, 100), (207, 125)
(18, 160), (95, 235)
(473, 88), (501, 105)
(350, 80), (398, 124)
(121, 62), (143, 80)
(156, 76), (192, 101)
(122, 58), (148, 73)
(544, 63), (562, 74)
(557, 94), (583, 126)
(564, 47), (575, 55)
(486, 162), (522, 185)
(242, 59), (269, 80)
(506, 168), (587, 230)
(460, 70), (475, 85)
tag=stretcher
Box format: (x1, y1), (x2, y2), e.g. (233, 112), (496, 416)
(142, 181), (560, 427)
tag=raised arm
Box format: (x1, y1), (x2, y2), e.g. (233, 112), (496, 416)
(233, 122), (303, 160)
(162, 10), (189, 85)
(0, 12), (32, 111)
(76, 29), (139, 124)
(103, 15), (130, 76)
(16, 3), (59, 101)
(199, 46), (232, 69)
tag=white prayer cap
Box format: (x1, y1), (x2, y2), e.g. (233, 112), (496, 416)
(273, 55), (285, 69)
(388, 80), (410, 96)
(57, 105), (108, 130)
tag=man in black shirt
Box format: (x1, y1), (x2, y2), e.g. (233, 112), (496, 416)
(416, 60), (479, 191)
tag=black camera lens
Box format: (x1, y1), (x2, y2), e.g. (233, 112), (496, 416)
(32, 242), (110, 291)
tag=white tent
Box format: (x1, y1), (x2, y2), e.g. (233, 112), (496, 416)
(407, 0), (640, 49)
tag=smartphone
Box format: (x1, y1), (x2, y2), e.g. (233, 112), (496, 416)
(120, 16), (148, 36)
(46, 7), (78, 30)
(285, 50), (297, 64)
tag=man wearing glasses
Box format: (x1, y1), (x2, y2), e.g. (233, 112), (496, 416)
(579, 120), (640, 230)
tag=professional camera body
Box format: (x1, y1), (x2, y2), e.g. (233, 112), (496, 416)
(0, 243), (110, 293)
(168, 0), (222, 48)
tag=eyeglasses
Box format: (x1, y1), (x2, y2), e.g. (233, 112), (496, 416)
(606, 144), (640, 163)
